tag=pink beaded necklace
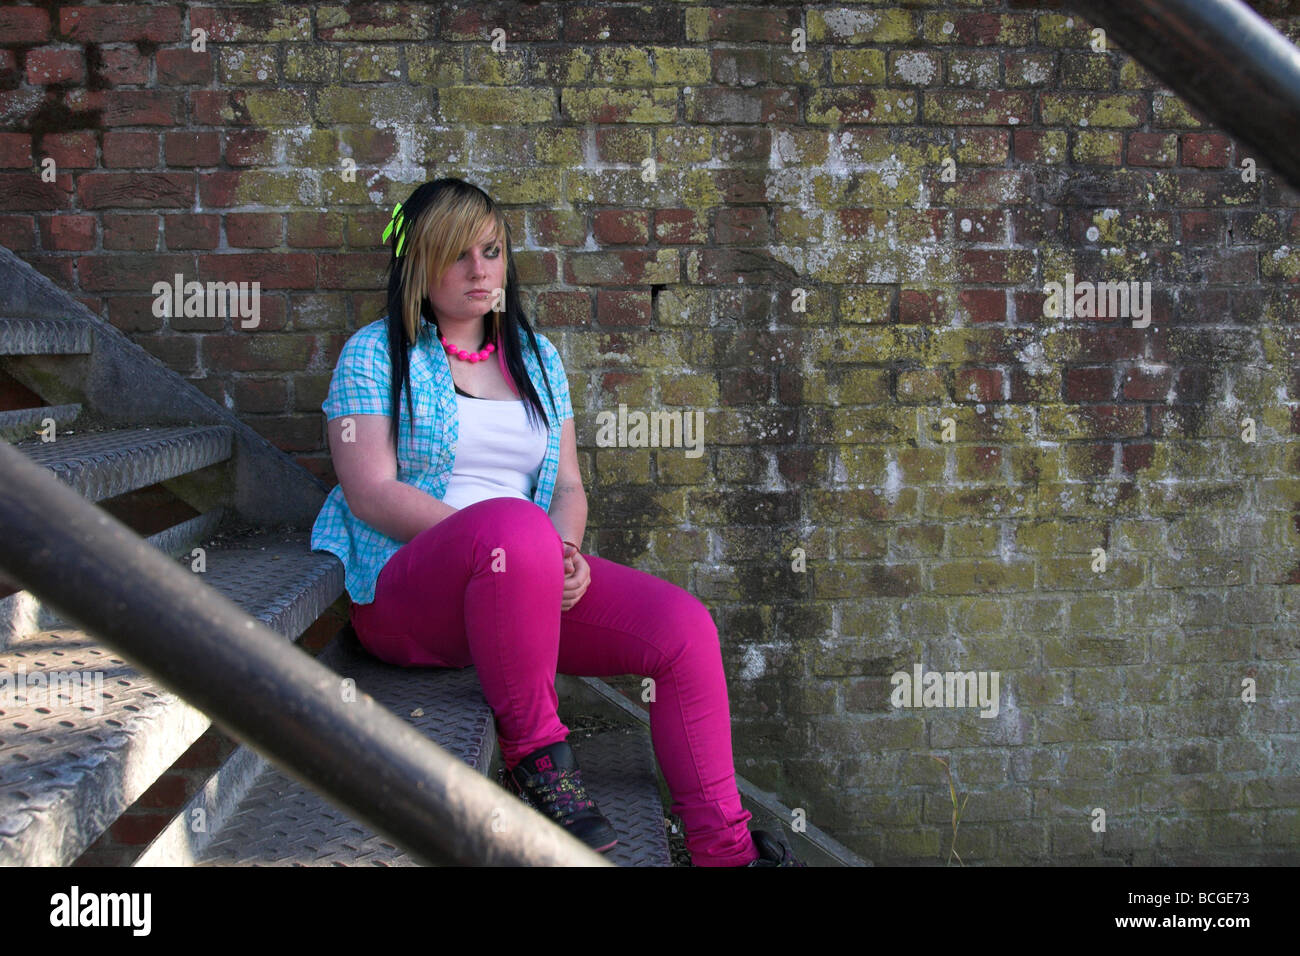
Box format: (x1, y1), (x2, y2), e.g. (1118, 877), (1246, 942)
(439, 332), (495, 363)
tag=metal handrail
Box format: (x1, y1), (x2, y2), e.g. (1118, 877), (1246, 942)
(1069, 0), (1300, 191)
(0, 439), (611, 866)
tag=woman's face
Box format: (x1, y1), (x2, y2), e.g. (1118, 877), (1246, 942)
(426, 219), (506, 325)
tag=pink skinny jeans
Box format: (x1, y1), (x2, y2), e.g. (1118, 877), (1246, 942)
(348, 496), (757, 866)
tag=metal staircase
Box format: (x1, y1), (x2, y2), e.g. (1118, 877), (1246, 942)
(0, 249), (680, 867)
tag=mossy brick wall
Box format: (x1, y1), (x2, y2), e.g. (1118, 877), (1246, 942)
(2, 0), (1299, 865)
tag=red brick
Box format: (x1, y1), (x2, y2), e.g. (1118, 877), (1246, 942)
(1013, 129), (1062, 164)
(103, 213), (161, 251)
(201, 334), (314, 373)
(345, 211), (390, 249)
(234, 377), (289, 412)
(593, 209), (650, 245)
(953, 12), (1019, 44)
(76, 253), (195, 291)
(1010, 207), (1063, 243)
(0, 215), (37, 250)
(595, 289), (651, 326)
(649, 4), (787, 42)
(715, 206), (769, 244)
(224, 130), (274, 166)
(0, 7), (52, 43)
(1127, 132), (1177, 167)
(1122, 366), (1173, 401)
(287, 212), (344, 248)
(25, 48), (85, 85)
(317, 252), (387, 289)
(25, 254), (76, 287)
(954, 208), (1003, 241)
(225, 212), (282, 248)
(1121, 441), (1154, 473)
(42, 214), (95, 251)
(102, 131), (159, 168)
(79, 172), (192, 209)
(954, 368), (1004, 402)
(900, 289), (948, 324)
(157, 47), (212, 86)
(958, 249), (1031, 283)
(1181, 211), (1222, 243)
(654, 208), (705, 244)
(164, 213), (219, 250)
(959, 289), (1005, 323)
(190, 90), (232, 126)
(1077, 404), (1146, 439)
(1182, 133), (1231, 168)
(198, 252), (318, 288)
(99, 47), (150, 85)
(339, 128), (396, 165)
(60, 5), (183, 43)
(37, 131), (97, 169)
(198, 171), (239, 207)
(0, 134), (32, 168)
(165, 131), (220, 167)
(1064, 366), (1115, 402)
(533, 290), (593, 327)
(0, 172), (73, 211)
(64, 89), (182, 127)
(106, 294), (165, 333)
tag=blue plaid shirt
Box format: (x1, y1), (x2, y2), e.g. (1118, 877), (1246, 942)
(310, 317), (572, 605)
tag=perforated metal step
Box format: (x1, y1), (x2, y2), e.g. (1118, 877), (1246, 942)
(0, 532), (344, 865)
(10, 426), (234, 502)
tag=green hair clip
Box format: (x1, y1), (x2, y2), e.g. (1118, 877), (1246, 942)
(381, 202), (407, 256)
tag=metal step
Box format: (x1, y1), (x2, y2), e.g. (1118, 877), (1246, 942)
(0, 316), (92, 356)
(148, 630), (672, 866)
(146, 630), (496, 866)
(10, 426), (233, 503)
(0, 531), (344, 866)
(0, 403), (83, 443)
(0, 508), (226, 648)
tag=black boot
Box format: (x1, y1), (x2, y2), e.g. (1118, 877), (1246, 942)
(505, 740), (618, 853)
(744, 830), (807, 866)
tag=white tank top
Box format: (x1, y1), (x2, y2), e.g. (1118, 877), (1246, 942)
(440, 392), (548, 510)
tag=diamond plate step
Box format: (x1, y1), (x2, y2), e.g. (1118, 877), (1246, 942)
(0, 316), (93, 356)
(0, 403), (82, 443)
(9, 426), (234, 503)
(0, 509), (226, 649)
(0, 531), (344, 866)
(159, 630), (671, 866)
(551, 723), (673, 867)
(164, 631), (496, 866)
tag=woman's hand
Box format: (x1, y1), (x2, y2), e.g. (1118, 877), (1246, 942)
(561, 544), (590, 612)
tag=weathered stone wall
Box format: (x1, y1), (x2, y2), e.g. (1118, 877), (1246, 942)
(2, 0), (1298, 864)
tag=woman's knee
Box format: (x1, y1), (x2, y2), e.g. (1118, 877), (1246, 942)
(464, 497), (563, 573)
(657, 591), (721, 662)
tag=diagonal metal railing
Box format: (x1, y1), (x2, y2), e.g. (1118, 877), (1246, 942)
(1069, 0), (1300, 192)
(0, 439), (611, 867)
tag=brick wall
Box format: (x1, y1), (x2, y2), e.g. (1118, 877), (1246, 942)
(3, 1), (1299, 864)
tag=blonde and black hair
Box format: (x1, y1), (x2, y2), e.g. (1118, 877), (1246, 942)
(381, 177), (558, 447)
